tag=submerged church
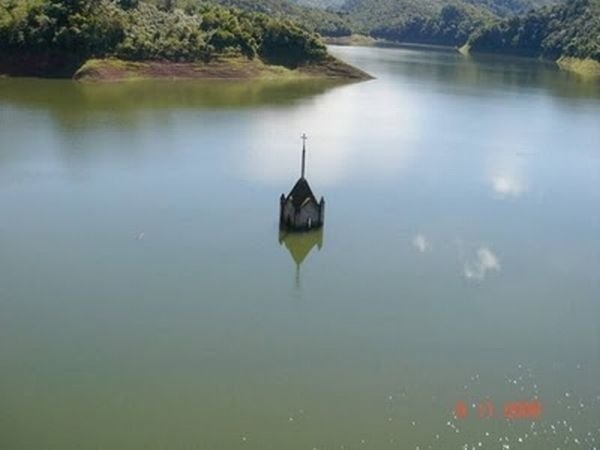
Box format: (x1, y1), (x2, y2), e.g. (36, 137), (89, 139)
(279, 134), (325, 231)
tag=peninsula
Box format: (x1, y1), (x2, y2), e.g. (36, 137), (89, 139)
(0, 0), (371, 82)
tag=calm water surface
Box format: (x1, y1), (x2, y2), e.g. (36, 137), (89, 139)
(1, 46), (600, 449)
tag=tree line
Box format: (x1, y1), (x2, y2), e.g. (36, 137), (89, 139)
(1, 0), (598, 69)
(467, 0), (600, 60)
(0, 0), (328, 72)
(184, 0), (599, 62)
(337, 0), (599, 61)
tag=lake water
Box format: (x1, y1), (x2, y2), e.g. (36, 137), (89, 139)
(1, 46), (599, 450)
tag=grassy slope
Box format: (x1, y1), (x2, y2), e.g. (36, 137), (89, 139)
(323, 34), (376, 46)
(557, 56), (600, 77)
(73, 55), (372, 82)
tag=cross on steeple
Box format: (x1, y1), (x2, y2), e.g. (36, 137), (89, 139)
(301, 133), (308, 179)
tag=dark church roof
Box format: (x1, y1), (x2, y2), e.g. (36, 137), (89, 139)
(287, 177), (319, 209)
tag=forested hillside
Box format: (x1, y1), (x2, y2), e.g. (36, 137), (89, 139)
(146, 0), (352, 35)
(0, 0), (329, 75)
(336, 0), (556, 38)
(193, 0), (566, 51)
(144, 0), (566, 50)
(142, 0), (557, 43)
(462, 0), (556, 16)
(1, 0), (597, 75)
(359, 3), (495, 47)
(467, 0), (600, 60)
(325, 0), (599, 63)
(290, 0), (346, 10)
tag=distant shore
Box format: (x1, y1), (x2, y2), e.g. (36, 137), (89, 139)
(330, 36), (600, 79)
(462, 44), (600, 78)
(323, 34), (377, 47)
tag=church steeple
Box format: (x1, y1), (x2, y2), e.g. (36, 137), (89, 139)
(301, 133), (307, 179)
(279, 133), (324, 231)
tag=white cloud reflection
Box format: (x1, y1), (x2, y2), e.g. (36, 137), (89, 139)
(485, 139), (530, 199)
(491, 174), (527, 198)
(412, 234), (431, 253)
(239, 79), (423, 187)
(464, 247), (500, 281)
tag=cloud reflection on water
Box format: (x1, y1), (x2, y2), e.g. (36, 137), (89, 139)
(241, 79), (422, 186)
(464, 247), (501, 281)
(490, 174), (527, 197)
(412, 234), (432, 253)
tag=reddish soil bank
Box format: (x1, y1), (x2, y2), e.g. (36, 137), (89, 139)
(72, 56), (372, 82)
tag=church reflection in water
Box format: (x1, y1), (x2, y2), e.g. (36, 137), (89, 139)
(278, 229), (323, 287)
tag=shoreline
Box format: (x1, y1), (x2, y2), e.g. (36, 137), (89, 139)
(556, 57), (600, 78)
(0, 54), (373, 82)
(325, 35), (459, 53)
(327, 37), (600, 79)
(461, 44), (600, 78)
(323, 34), (377, 47)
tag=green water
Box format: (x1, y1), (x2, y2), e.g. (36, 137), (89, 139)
(1, 46), (599, 450)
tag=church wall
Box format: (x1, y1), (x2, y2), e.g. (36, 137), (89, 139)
(282, 201), (296, 227)
(297, 201), (321, 228)
(280, 199), (324, 230)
